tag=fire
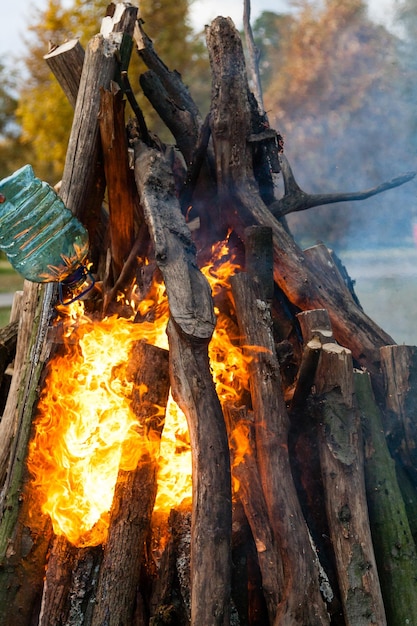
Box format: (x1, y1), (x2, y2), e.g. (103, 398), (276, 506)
(27, 238), (250, 547)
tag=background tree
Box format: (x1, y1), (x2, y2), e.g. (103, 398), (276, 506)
(255, 0), (416, 250)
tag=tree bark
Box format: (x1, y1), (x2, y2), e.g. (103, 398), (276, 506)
(231, 272), (330, 625)
(309, 331), (386, 625)
(355, 369), (417, 626)
(92, 342), (170, 626)
(133, 139), (231, 626)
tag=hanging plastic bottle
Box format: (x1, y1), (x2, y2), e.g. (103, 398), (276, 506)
(0, 164), (93, 302)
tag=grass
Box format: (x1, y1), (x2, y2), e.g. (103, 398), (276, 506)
(0, 261), (25, 293)
(0, 260), (25, 327)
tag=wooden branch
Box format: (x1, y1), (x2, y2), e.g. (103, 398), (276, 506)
(133, 141), (215, 340)
(92, 342), (169, 626)
(231, 272), (330, 624)
(59, 3), (137, 239)
(243, 0), (264, 111)
(44, 39), (85, 108)
(206, 16), (394, 372)
(98, 82), (136, 281)
(269, 153), (416, 218)
(311, 335), (386, 625)
(380, 345), (417, 488)
(355, 369), (417, 625)
(133, 139), (231, 625)
(167, 320), (232, 626)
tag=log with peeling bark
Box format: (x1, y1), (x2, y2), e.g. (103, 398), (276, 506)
(299, 310), (386, 625)
(231, 271), (330, 624)
(133, 139), (232, 626)
(355, 369), (417, 626)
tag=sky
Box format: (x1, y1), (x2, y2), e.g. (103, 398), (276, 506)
(0, 0), (398, 58)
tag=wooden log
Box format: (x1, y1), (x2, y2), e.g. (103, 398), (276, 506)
(0, 282), (43, 495)
(38, 537), (102, 626)
(355, 369), (417, 626)
(312, 340), (386, 625)
(224, 403), (281, 624)
(133, 140), (231, 625)
(380, 345), (417, 488)
(149, 506), (193, 625)
(44, 38), (85, 108)
(0, 282), (55, 626)
(231, 272), (330, 625)
(91, 342), (169, 626)
(134, 22), (202, 165)
(59, 3), (137, 239)
(133, 141), (216, 340)
(98, 82), (136, 282)
(167, 321), (232, 626)
(205, 17), (394, 372)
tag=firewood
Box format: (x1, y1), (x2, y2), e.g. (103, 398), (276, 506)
(380, 345), (417, 489)
(0, 282), (54, 625)
(92, 342), (170, 626)
(98, 82), (137, 283)
(206, 16), (394, 373)
(167, 321), (232, 626)
(59, 3), (137, 239)
(355, 369), (417, 625)
(133, 139), (231, 625)
(308, 328), (387, 625)
(231, 272), (330, 624)
(223, 403), (281, 624)
(44, 38), (85, 108)
(132, 140), (216, 340)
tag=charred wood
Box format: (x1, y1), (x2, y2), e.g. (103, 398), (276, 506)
(92, 342), (170, 626)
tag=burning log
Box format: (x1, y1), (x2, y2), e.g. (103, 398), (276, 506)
(133, 139), (232, 625)
(231, 272), (330, 624)
(92, 341), (170, 626)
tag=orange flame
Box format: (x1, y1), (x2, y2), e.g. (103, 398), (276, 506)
(27, 238), (250, 546)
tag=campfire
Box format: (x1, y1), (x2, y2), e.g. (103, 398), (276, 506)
(27, 239), (245, 548)
(1, 3), (417, 626)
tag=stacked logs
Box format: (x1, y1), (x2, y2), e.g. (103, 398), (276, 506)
(1, 3), (417, 626)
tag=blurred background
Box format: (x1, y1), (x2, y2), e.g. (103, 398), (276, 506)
(1, 0), (416, 344)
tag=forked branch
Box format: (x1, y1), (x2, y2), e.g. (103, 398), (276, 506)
(269, 153), (416, 217)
